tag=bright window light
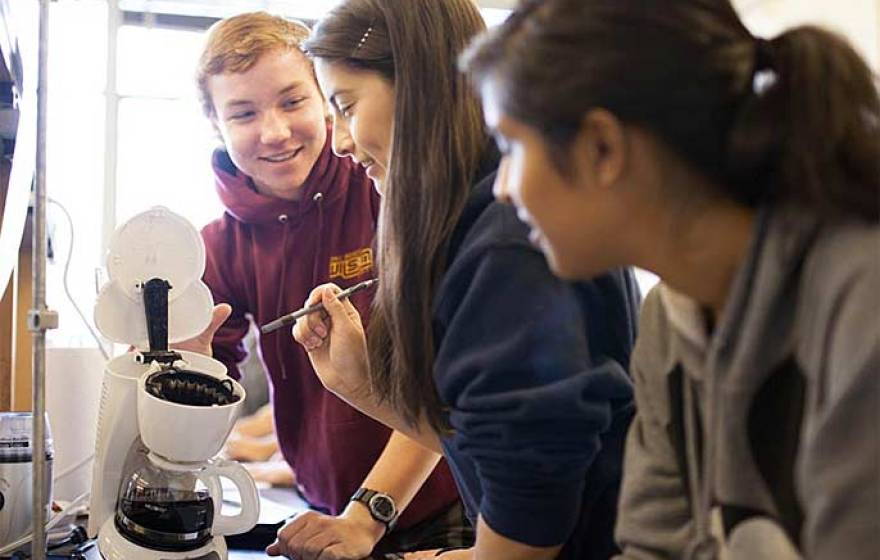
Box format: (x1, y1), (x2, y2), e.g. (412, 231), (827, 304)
(114, 24), (223, 229)
(45, 0), (107, 349)
(481, 8), (512, 27)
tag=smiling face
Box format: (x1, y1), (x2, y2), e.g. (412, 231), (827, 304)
(481, 80), (635, 280)
(208, 48), (327, 201)
(314, 59), (395, 190)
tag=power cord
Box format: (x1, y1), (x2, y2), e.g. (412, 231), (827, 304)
(0, 491), (90, 556)
(51, 452), (94, 484)
(46, 525), (88, 551)
(43, 198), (103, 517)
(8, 525), (89, 558)
(47, 197), (109, 360)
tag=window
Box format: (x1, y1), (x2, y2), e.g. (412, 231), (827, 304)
(114, 24), (222, 228)
(46, 1), (107, 349)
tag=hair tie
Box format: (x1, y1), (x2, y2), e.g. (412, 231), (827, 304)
(753, 38), (775, 71)
(752, 37), (778, 96)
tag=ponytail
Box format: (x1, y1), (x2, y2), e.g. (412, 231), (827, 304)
(726, 26), (880, 222)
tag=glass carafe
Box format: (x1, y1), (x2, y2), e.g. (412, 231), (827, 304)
(113, 446), (260, 552)
(114, 451), (214, 552)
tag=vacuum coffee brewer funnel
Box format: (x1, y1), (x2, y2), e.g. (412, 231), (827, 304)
(89, 207), (259, 560)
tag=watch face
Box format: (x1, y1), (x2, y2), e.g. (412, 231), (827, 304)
(369, 494), (397, 523)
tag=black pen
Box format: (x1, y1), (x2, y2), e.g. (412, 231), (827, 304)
(260, 278), (378, 334)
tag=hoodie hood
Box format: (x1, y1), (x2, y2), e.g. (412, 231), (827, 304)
(212, 128), (348, 226)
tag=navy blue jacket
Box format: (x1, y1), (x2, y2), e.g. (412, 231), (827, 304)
(433, 172), (639, 559)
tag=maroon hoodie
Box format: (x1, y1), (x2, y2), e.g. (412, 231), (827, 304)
(201, 137), (458, 527)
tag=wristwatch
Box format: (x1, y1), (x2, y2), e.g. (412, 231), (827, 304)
(350, 488), (399, 532)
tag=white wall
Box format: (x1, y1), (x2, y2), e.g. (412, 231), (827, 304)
(483, 0), (880, 70)
(475, 0), (519, 7)
(735, 0), (879, 70)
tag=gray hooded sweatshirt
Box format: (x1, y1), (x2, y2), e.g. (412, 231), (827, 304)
(615, 205), (879, 560)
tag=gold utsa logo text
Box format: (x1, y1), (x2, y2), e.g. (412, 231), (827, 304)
(329, 248), (373, 280)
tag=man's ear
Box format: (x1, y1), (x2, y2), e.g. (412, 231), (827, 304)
(576, 109), (627, 190)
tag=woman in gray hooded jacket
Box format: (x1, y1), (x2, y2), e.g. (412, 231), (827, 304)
(464, 0), (879, 559)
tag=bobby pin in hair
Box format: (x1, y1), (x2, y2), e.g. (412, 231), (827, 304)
(353, 25), (373, 54)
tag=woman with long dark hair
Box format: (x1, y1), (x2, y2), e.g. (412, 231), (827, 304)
(464, 1), (879, 558)
(285, 0), (641, 558)
(194, 12), (470, 560)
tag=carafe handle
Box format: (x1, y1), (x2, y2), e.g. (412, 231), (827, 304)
(200, 458), (260, 536)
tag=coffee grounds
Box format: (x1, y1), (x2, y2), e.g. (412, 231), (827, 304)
(145, 369), (240, 406)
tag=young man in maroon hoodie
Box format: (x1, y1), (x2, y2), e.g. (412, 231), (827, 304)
(189, 12), (469, 559)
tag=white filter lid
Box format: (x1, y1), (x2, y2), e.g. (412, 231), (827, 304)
(94, 206), (214, 348)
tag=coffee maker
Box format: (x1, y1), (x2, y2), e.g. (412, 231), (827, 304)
(88, 207), (260, 559)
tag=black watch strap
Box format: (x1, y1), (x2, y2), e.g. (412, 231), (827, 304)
(351, 487), (399, 532)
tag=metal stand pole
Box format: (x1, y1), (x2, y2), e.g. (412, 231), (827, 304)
(30, 1), (58, 558)
(102, 0), (120, 254)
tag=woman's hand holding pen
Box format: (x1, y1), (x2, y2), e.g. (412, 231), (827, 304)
(293, 283), (371, 403)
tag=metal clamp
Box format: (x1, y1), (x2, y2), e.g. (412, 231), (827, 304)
(27, 308), (58, 332)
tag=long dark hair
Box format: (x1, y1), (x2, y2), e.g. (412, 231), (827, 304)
(305, 0), (488, 431)
(464, 0), (880, 222)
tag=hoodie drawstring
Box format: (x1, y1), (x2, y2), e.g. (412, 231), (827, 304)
(693, 346), (723, 560)
(311, 192), (325, 287)
(683, 378), (719, 560)
(273, 193), (324, 382)
(275, 213), (291, 380)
